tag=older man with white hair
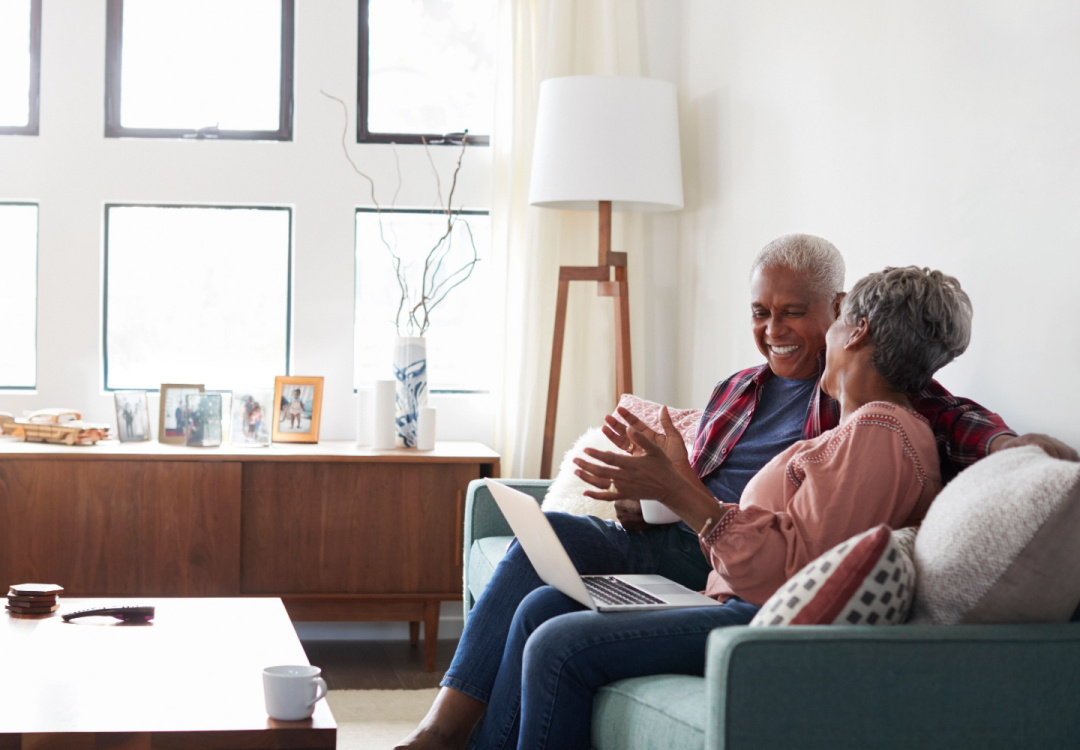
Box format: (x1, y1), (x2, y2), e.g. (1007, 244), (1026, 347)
(398, 233), (1076, 750)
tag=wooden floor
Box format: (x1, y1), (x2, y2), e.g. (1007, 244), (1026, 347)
(299, 638), (458, 690)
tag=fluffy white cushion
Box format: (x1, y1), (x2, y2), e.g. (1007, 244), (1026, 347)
(751, 526), (917, 626)
(911, 445), (1080, 625)
(542, 427), (620, 520)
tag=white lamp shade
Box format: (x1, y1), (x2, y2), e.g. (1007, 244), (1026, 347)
(529, 76), (683, 212)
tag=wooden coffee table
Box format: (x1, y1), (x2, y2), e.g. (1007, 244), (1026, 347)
(0, 597), (336, 749)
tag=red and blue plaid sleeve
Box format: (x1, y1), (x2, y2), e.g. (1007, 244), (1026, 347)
(910, 379), (1014, 481)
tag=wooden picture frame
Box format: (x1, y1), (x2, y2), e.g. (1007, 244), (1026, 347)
(113, 390), (151, 442)
(158, 383), (205, 444)
(272, 376), (324, 444)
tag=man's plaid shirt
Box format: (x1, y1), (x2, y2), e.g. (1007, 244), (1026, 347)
(690, 353), (1014, 484)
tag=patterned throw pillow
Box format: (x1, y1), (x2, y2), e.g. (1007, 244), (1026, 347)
(750, 525), (917, 626)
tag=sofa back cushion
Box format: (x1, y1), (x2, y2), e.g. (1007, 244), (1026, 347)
(911, 445), (1080, 625)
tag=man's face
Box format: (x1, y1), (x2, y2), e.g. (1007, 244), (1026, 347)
(750, 265), (840, 380)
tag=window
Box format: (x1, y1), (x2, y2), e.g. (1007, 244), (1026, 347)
(0, 0), (41, 135)
(358, 0), (495, 144)
(104, 205), (292, 390)
(0, 203), (38, 388)
(354, 209), (495, 392)
(105, 0), (295, 140)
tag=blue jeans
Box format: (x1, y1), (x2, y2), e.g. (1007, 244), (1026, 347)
(442, 512), (747, 748)
(472, 587), (759, 749)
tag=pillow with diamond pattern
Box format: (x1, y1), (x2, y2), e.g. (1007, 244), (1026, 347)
(750, 525), (917, 626)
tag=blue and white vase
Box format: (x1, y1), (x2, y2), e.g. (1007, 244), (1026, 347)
(393, 336), (428, 448)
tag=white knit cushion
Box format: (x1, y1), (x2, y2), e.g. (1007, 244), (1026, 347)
(911, 445), (1080, 625)
(542, 427), (620, 520)
(750, 526), (917, 626)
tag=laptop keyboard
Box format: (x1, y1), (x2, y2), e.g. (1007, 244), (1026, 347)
(584, 576), (664, 606)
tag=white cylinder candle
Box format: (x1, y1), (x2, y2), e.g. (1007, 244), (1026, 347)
(417, 406), (436, 451)
(372, 380), (397, 450)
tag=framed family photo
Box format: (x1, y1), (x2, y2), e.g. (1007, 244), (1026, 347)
(158, 383), (204, 444)
(272, 375), (324, 444)
(113, 391), (150, 442)
(184, 393), (223, 447)
(230, 389), (273, 447)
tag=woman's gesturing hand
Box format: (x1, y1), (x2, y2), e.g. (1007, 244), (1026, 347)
(574, 407), (692, 503)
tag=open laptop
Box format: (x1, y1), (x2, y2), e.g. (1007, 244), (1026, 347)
(484, 478), (720, 612)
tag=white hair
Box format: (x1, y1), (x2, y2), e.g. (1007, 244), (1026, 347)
(750, 234), (846, 301)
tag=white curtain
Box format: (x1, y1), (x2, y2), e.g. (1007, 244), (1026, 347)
(491, 0), (646, 477)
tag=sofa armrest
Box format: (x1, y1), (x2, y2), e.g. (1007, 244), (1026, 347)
(705, 623), (1080, 750)
(462, 478), (551, 620)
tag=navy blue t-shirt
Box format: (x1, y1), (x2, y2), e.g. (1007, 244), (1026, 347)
(702, 374), (817, 505)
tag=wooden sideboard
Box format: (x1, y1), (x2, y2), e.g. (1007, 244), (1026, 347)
(0, 439), (499, 670)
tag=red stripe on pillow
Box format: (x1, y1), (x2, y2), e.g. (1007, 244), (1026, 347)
(790, 526), (891, 625)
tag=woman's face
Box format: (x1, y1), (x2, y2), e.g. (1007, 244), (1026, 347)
(821, 314), (858, 398)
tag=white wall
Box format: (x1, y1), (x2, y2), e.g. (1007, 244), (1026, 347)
(0, 0), (494, 443)
(675, 0), (1080, 447)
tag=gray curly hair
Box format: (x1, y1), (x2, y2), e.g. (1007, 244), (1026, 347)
(842, 266), (972, 394)
(750, 234), (845, 301)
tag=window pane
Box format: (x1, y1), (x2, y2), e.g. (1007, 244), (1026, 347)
(118, 0), (283, 131)
(105, 206), (290, 390)
(355, 210), (495, 391)
(366, 0), (495, 137)
(0, 0), (33, 128)
(0, 204), (37, 388)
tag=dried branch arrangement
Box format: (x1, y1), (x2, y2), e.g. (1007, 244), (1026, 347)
(322, 91), (480, 336)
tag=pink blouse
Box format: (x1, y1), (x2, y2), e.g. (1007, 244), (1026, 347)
(700, 401), (942, 606)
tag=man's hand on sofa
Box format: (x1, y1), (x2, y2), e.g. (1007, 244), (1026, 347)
(988, 432), (1079, 462)
(613, 500), (651, 532)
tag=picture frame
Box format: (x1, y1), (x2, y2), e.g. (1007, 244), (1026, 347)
(113, 390), (151, 442)
(230, 388), (273, 447)
(210, 390), (233, 443)
(158, 383), (205, 444)
(184, 393), (223, 447)
(271, 375), (324, 444)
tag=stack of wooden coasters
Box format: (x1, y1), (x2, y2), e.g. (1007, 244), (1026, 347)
(7, 583), (63, 617)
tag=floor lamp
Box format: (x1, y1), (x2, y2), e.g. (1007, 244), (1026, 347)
(529, 76), (684, 478)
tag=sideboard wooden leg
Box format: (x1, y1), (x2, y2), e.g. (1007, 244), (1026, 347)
(424, 601), (440, 672)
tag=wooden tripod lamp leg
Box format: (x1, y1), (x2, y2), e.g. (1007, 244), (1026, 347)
(541, 277), (571, 479)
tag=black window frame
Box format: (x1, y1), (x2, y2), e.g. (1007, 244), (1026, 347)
(102, 203), (294, 392)
(357, 0), (490, 146)
(104, 0), (296, 141)
(0, 201), (39, 389)
(0, 0), (42, 137)
(353, 206), (490, 394)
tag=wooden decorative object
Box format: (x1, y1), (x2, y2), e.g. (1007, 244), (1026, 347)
(272, 376), (324, 444)
(158, 384), (205, 444)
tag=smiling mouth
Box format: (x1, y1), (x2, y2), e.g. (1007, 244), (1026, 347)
(769, 344), (799, 355)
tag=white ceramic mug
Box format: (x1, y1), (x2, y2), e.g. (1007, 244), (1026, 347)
(640, 499), (682, 525)
(263, 665), (328, 721)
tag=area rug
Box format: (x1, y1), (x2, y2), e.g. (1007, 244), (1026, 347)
(327, 688), (438, 749)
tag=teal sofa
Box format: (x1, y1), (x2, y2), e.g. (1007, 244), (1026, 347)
(463, 479), (1080, 749)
